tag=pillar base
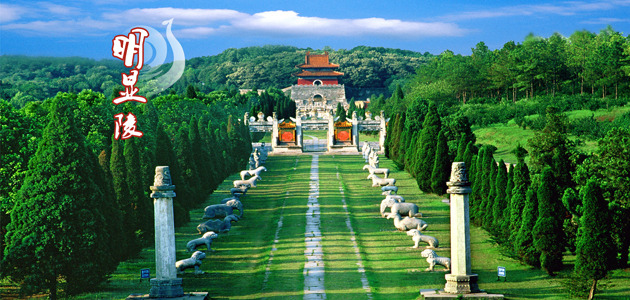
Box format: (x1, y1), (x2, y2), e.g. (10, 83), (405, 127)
(444, 274), (480, 294)
(150, 278), (184, 298)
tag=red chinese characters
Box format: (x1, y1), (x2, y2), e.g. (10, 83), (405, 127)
(111, 28), (149, 140)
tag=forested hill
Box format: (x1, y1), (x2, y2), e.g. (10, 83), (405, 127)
(0, 45), (432, 108)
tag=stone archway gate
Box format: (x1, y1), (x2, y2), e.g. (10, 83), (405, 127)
(245, 111), (388, 154)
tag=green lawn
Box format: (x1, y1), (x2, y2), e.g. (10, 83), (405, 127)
(34, 154), (630, 300)
(473, 105), (630, 164)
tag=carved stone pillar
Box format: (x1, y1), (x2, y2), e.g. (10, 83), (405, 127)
(379, 110), (386, 152)
(351, 111), (359, 150)
(149, 166), (183, 298)
(444, 162), (480, 294)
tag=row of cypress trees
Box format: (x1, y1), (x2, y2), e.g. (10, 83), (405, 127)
(385, 96), (625, 298)
(1, 90), (251, 298)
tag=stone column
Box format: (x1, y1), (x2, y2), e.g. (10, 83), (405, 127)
(351, 111), (359, 151)
(271, 112), (278, 151)
(379, 110), (386, 153)
(444, 162), (480, 294)
(295, 116), (303, 149)
(327, 111), (334, 151)
(149, 166), (184, 298)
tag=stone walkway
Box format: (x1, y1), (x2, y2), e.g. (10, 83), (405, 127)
(304, 154), (326, 300)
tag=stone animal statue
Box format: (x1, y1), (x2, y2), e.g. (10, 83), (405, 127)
(197, 214), (240, 234)
(381, 199), (422, 218)
(220, 196), (240, 204)
(233, 174), (261, 188)
(176, 251), (206, 275)
(384, 194), (405, 202)
(367, 174), (396, 187)
(380, 198), (422, 218)
(187, 231), (218, 252)
(203, 199), (243, 219)
(421, 249), (450, 272)
(240, 166), (267, 180)
(407, 229), (439, 248)
(230, 186), (248, 197)
(381, 186), (398, 195)
(387, 213), (428, 231)
(363, 165), (390, 178)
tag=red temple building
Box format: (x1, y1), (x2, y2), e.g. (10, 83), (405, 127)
(293, 51), (344, 86)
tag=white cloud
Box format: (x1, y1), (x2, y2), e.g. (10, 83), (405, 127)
(1, 6), (466, 38)
(1, 18), (112, 36)
(38, 2), (81, 16)
(582, 17), (630, 24)
(103, 7), (248, 27)
(218, 10), (466, 38)
(0, 4), (26, 23)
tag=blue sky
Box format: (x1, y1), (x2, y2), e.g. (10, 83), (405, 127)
(1, 0), (629, 61)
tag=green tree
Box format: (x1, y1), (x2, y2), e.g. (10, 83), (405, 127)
(491, 159), (508, 232)
(515, 176), (541, 267)
(124, 137), (153, 244)
(533, 168), (565, 275)
(414, 103), (441, 192)
(186, 84), (198, 99)
(574, 179), (616, 300)
(2, 95), (118, 299)
(454, 133), (466, 161)
(430, 128), (450, 195)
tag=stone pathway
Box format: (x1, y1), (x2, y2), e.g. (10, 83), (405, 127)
(304, 154), (326, 300)
(303, 135), (326, 152)
(336, 167), (373, 300)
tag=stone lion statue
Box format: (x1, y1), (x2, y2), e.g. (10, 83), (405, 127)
(186, 231), (218, 252)
(421, 249), (450, 272)
(176, 251), (206, 275)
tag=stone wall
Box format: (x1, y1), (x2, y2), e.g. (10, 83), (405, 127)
(290, 84), (347, 112)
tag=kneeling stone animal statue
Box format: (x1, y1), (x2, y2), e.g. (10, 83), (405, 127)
(203, 199), (243, 219)
(197, 214), (240, 234)
(187, 231), (218, 252)
(421, 249), (450, 272)
(387, 213), (428, 231)
(407, 229), (439, 248)
(176, 251), (206, 275)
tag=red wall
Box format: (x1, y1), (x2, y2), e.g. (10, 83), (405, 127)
(297, 78), (339, 85)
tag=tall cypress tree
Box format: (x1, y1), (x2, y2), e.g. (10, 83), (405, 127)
(470, 147), (485, 223)
(509, 161), (530, 244)
(500, 163), (515, 239)
(3, 95), (118, 299)
(175, 125), (203, 208)
(533, 167), (565, 275)
(430, 128), (451, 195)
(124, 138), (153, 244)
(415, 103), (441, 193)
(110, 136), (140, 254)
(484, 158), (498, 229)
(515, 177), (541, 267)
(463, 141), (475, 168)
(492, 159), (508, 232)
(574, 179), (616, 300)
(454, 133), (466, 161)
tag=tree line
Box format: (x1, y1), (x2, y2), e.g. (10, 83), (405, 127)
(385, 95), (629, 298)
(0, 88), (253, 299)
(406, 26), (630, 105)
